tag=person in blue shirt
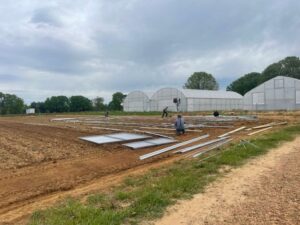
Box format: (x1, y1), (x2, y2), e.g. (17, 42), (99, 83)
(175, 114), (185, 135)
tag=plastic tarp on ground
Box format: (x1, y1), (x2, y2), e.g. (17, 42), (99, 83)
(79, 133), (150, 144)
(123, 138), (177, 149)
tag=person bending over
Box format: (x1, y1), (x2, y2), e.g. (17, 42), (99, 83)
(162, 106), (168, 118)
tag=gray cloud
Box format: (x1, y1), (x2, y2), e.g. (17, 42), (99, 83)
(0, 0), (299, 103)
(30, 7), (63, 27)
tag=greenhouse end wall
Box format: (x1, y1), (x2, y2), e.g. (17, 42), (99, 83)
(243, 76), (300, 111)
(150, 88), (187, 112)
(123, 91), (152, 112)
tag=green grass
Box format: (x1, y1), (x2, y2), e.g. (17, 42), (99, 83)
(29, 124), (300, 225)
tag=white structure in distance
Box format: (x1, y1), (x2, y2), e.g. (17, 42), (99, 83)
(123, 91), (154, 112)
(243, 76), (300, 111)
(26, 108), (35, 114)
(124, 76), (300, 112)
(124, 88), (243, 112)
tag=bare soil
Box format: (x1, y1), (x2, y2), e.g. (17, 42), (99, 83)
(0, 113), (293, 224)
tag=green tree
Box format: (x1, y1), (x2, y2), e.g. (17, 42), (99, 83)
(69, 96), (93, 112)
(44, 96), (70, 113)
(184, 72), (219, 90)
(227, 72), (261, 95)
(261, 56), (300, 82)
(0, 92), (4, 113)
(93, 97), (106, 111)
(30, 102), (46, 113)
(108, 92), (126, 111)
(0, 92), (24, 114)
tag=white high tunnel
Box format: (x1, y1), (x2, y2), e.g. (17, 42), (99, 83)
(123, 91), (154, 112)
(243, 76), (300, 110)
(124, 88), (243, 112)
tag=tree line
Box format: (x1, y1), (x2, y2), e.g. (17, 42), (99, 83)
(0, 92), (126, 115)
(31, 92), (126, 113)
(0, 92), (24, 115)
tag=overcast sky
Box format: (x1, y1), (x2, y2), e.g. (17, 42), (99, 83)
(0, 0), (299, 103)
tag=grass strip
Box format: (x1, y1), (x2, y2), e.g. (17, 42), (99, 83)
(29, 124), (300, 225)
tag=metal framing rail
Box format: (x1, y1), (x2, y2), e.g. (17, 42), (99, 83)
(175, 137), (229, 154)
(218, 126), (246, 138)
(139, 134), (209, 160)
(192, 138), (233, 158)
(247, 126), (273, 136)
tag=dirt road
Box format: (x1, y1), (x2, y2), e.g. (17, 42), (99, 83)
(154, 136), (300, 225)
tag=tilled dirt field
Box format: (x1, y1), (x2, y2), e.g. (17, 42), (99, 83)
(0, 114), (287, 224)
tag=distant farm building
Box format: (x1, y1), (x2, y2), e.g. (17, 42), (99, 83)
(243, 76), (300, 111)
(26, 108), (35, 114)
(123, 91), (154, 112)
(124, 88), (243, 112)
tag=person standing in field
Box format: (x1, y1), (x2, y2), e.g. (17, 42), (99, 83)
(105, 111), (109, 117)
(175, 114), (185, 135)
(162, 106), (168, 118)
